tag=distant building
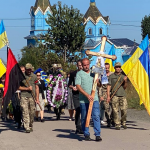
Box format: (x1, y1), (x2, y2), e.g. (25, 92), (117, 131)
(82, 0), (139, 66)
(24, 0), (52, 46)
(25, 0), (139, 65)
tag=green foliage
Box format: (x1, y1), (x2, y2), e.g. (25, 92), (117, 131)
(44, 1), (86, 62)
(19, 45), (77, 73)
(141, 15), (150, 39)
(126, 81), (145, 110)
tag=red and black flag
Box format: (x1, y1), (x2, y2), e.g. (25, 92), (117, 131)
(2, 48), (25, 117)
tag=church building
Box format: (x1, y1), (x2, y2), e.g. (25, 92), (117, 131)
(24, 0), (139, 66)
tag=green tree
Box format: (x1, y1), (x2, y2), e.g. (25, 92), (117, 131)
(141, 15), (150, 39)
(19, 45), (77, 73)
(44, 1), (86, 62)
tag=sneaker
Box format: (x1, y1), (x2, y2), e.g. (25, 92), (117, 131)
(101, 120), (106, 125)
(30, 128), (33, 132)
(75, 129), (84, 134)
(107, 123), (111, 128)
(85, 135), (92, 141)
(115, 126), (120, 130)
(35, 118), (39, 122)
(96, 136), (102, 142)
(41, 119), (45, 123)
(69, 118), (72, 121)
(122, 124), (127, 129)
(25, 130), (30, 133)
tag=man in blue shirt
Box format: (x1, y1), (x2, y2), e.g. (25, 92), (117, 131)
(75, 58), (102, 142)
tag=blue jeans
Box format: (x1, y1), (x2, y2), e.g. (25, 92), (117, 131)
(80, 101), (101, 137)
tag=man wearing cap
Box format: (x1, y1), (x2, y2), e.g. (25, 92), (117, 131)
(107, 62), (127, 130)
(19, 63), (39, 133)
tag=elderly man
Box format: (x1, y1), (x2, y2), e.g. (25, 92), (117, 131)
(107, 62), (127, 130)
(75, 58), (102, 142)
(19, 63), (39, 133)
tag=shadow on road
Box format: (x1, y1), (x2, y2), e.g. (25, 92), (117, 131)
(53, 129), (85, 141)
(0, 119), (24, 134)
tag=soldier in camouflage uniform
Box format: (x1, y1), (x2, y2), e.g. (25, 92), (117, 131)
(107, 62), (127, 130)
(19, 63), (39, 133)
(99, 63), (113, 127)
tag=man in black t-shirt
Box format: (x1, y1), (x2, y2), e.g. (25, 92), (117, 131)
(68, 60), (83, 134)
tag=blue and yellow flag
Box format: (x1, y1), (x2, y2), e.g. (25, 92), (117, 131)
(0, 20), (8, 49)
(105, 45), (116, 72)
(122, 35), (149, 75)
(128, 47), (150, 115)
(0, 58), (6, 78)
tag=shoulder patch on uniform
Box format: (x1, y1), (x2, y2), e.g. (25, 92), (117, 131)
(35, 80), (38, 84)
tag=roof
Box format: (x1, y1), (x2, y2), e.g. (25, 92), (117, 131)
(83, 2), (109, 24)
(31, 0), (51, 13)
(84, 38), (139, 50)
(84, 39), (101, 49)
(24, 34), (43, 39)
(109, 38), (139, 47)
(122, 46), (138, 56)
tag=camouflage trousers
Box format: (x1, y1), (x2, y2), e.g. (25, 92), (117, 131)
(100, 99), (113, 124)
(20, 97), (35, 130)
(111, 96), (128, 126)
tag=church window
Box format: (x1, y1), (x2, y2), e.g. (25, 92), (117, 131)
(99, 28), (103, 34)
(37, 16), (42, 27)
(31, 17), (35, 27)
(88, 28), (92, 35)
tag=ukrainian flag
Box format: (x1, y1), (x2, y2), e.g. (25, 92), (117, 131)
(0, 58), (6, 78)
(128, 47), (150, 115)
(105, 45), (116, 72)
(122, 35), (149, 75)
(0, 20), (8, 49)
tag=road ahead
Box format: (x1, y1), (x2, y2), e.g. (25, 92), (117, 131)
(0, 109), (150, 150)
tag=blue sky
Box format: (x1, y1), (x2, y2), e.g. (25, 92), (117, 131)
(0, 0), (149, 62)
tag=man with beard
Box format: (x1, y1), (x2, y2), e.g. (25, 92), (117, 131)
(19, 63), (39, 133)
(107, 62), (127, 130)
(75, 58), (102, 141)
(68, 60), (83, 134)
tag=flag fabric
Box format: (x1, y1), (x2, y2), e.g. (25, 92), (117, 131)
(105, 45), (116, 72)
(0, 20), (8, 49)
(122, 35), (149, 104)
(0, 59), (6, 78)
(2, 48), (25, 117)
(122, 34), (149, 75)
(127, 47), (150, 115)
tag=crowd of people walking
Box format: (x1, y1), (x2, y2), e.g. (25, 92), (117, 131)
(0, 58), (128, 142)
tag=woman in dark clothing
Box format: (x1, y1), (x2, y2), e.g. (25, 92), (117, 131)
(35, 72), (46, 122)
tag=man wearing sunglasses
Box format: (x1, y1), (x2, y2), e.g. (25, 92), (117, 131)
(107, 62), (127, 130)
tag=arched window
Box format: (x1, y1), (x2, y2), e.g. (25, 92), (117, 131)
(31, 17), (35, 27)
(88, 28), (92, 35)
(99, 28), (103, 34)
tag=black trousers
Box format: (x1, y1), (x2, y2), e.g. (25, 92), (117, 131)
(12, 93), (22, 126)
(73, 94), (81, 130)
(54, 105), (64, 120)
(0, 98), (2, 117)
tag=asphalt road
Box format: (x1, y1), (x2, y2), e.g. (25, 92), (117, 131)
(0, 109), (150, 150)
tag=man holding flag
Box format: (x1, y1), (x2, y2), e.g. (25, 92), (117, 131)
(19, 63), (39, 133)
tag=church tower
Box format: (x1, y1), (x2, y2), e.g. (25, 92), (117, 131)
(25, 0), (52, 46)
(84, 0), (110, 41)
